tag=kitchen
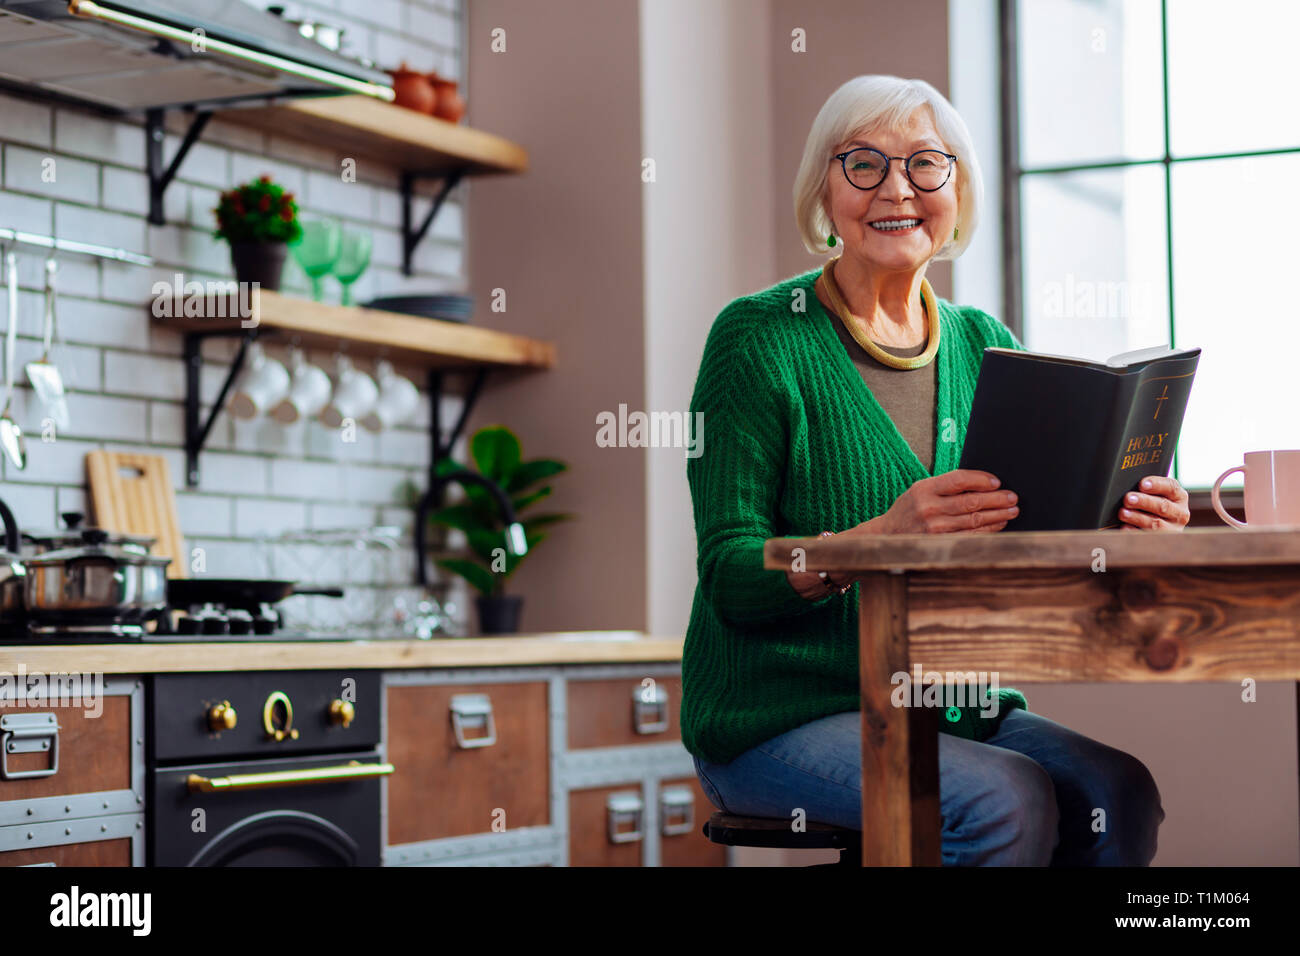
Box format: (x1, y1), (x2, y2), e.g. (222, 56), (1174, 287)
(0, 0), (715, 879)
(0, 0), (1294, 915)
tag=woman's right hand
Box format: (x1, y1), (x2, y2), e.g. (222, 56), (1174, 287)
(877, 470), (1019, 534)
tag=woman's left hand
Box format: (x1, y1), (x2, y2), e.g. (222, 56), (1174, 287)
(1118, 476), (1190, 531)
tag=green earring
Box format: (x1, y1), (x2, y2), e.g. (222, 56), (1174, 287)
(827, 233), (837, 247)
(953, 226), (959, 241)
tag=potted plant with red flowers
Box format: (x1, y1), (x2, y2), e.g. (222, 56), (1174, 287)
(212, 175), (302, 291)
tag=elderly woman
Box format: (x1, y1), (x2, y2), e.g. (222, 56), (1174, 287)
(683, 75), (1181, 866)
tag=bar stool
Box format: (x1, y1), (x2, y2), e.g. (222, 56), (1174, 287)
(701, 811), (861, 867)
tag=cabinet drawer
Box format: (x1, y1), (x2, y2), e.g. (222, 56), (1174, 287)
(0, 697), (130, 802)
(0, 837), (131, 867)
(659, 776), (727, 867)
(386, 681), (549, 845)
(568, 783), (644, 867)
(567, 677), (680, 749)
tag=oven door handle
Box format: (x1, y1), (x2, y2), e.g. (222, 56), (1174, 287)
(186, 760), (395, 793)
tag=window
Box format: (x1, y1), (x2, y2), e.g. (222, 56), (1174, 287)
(1002, 0), (1300, 490)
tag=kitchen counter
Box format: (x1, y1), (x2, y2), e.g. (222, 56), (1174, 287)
(0, 631), (685, 674)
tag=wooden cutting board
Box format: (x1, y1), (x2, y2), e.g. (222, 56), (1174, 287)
(85, 451), (187, 579)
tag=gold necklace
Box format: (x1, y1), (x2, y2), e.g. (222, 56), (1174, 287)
(819, 256), (941, 370)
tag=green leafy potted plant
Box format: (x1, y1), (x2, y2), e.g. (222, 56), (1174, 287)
(212, 175), (302, 291)
(423, 425), (573, 635)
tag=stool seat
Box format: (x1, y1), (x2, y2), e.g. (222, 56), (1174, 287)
(702, 811), (860, 862)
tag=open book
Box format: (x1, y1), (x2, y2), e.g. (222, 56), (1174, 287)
(957, 344), (1202, 530)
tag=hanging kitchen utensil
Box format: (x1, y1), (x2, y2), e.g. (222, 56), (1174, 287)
(0, 249), (26, 471)
(25, 255), (68, 432)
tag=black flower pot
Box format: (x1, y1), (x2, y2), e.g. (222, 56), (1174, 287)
(229, 240), (288, 291)
(475, 594), (523, 635)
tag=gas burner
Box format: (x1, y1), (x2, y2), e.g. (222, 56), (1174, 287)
(171, 602), (282, 637)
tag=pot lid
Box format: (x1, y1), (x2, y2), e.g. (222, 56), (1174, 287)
(23, 512), (155, 552)
(26, 532), (172, 567)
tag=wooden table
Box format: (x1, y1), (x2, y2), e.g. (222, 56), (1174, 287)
(763, 526), (1300, 866)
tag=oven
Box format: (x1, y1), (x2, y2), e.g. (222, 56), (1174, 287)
(147, 671), (389, 866)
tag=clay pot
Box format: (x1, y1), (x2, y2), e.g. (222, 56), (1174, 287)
(388, 61), (436, 114)
(428, 71), (466, 123)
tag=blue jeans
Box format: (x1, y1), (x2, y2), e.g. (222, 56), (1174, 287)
(693, 707), (1164, 865)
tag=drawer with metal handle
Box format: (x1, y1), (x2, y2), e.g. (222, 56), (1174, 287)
(567, 676), (682, 749)
(0, 696), (133, 807)
(385, 679), (550, 845)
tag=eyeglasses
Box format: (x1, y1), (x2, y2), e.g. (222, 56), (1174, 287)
(831, 147), (957, 192)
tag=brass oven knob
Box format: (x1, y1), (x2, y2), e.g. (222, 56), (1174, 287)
(207, 700), (237, 732)
(329, 699), (355, 728)
(262, 691), (299, 741)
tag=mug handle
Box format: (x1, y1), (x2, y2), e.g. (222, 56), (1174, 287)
(1211, 465), (1248, 529)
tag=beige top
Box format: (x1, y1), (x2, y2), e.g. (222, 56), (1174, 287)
(828, 313), (937, 472)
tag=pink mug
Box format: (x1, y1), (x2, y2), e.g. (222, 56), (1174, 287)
(1211, 449), (1300, 529)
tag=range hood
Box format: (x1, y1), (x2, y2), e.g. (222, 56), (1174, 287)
(0, 0), (393, 110)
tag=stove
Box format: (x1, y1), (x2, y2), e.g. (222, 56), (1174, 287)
(147, 670), (388, 866)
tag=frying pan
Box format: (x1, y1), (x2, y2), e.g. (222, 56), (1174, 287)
(166, 579), (344, 610)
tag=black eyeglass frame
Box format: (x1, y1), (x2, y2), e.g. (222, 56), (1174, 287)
(831, 147), (959, 192)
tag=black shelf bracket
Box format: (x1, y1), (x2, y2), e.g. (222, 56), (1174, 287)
(401, 170), (463, 276)
(146, 108), (214, 226)
(183, 329), (256, 488)
(427, 366), (488, 490)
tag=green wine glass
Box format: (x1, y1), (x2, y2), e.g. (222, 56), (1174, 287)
(333, 228), (373, 306)
(289, 219), (341, 301)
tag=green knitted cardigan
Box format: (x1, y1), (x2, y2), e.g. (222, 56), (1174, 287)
(682, 266), (1029, 766)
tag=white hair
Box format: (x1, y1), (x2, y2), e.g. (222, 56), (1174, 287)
(793, 75), (982, 259)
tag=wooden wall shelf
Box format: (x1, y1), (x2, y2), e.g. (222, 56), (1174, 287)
(149, 96), (528, 271)
(149, 290), (555, 486)
(221, 96), (529, 176)
(152, 290), (555, 370)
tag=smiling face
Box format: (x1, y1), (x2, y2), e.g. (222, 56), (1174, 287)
(823, 106), (959, 274)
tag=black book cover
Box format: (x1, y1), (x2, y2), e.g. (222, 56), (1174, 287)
(957, 344), (1202, 530)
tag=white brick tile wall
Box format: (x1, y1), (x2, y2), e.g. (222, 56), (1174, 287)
(169, 139), (232, 190)
(270, 458), (350, 500)
(2, 192), (53, 235)
(2, 146), (99, 205)
(103, 351), (185, 400)
(193, 451), (271, 496)
(0, 483), (56, 525)
(234, 497), (310, 537)
(59, 394), (149, 443)
(0, 0), (469, 621)
(52, 112), (142, 169)
(11, 339), (103, 393)
(0, 436), (99, 486)
(0, 93), (53, 149)
(54, 297), (152, 350)
(54, 204), (147, 257)
(229, 153), (305, 197)
(175, 493), (234, 537)
(337, 0), (405, 31)
(407, 4), (458, 48)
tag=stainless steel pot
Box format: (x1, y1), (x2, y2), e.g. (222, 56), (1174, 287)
(24, 529), (171, 625)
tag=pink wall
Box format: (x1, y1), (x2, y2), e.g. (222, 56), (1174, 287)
(465, 0), (648, 634)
